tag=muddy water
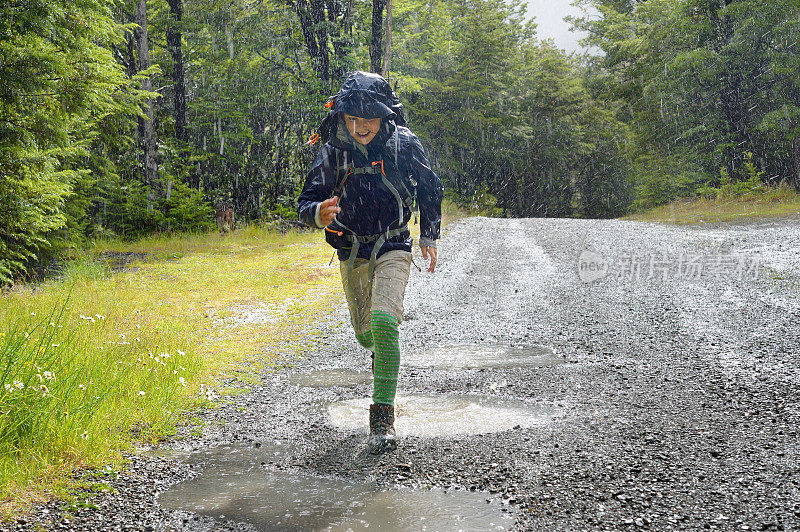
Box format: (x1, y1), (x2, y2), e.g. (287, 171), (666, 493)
(328, 395), (558, 437)
(157, 443), (513, 531)
(402, 344), (563, 369)
(287, 369), (373, 388)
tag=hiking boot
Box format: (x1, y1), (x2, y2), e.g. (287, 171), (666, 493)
(367, 403), (397, 454)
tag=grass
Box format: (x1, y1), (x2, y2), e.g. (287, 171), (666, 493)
(0, 200), (468, 519)
(622, 182), (800, 225)
(0, 225), (341, 518)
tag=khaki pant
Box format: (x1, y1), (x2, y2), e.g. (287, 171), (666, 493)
(340, 250), (412, 335)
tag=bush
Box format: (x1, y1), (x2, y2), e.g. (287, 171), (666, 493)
(632, 153), (708, 210)
(697, 152), (766, 200)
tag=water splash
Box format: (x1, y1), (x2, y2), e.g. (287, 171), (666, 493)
(328, 395), (558, 437)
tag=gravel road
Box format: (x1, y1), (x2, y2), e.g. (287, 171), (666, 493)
(10, 216), (800, 531)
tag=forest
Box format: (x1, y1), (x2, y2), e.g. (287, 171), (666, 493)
(1, 0), (799, 284)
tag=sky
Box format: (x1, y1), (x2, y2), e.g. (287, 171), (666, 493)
(524, 0), (598, 53)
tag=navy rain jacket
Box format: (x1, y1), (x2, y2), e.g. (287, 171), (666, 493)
(297, 73), (443, 261)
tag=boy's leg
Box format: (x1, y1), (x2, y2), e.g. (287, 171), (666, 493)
(340, 258), (374, 351)
(369, 250), (412, 406)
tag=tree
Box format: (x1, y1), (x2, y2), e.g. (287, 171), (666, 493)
(134, 0), (160, 210)
(167, 0), (187, 145)
(371, 0), (389, 73)
(0, 0), (145, 283)
(576, 0), (800, 205)
(381, 0), (394, 77)
(290, 0), (356, 83)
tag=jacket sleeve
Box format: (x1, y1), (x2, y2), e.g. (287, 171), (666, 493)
(297, 145), (338, 229)
(408, 133), (443, 244)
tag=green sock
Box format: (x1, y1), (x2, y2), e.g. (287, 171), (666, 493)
(355, 330), (374, 351)
(371, 311), (400, 405)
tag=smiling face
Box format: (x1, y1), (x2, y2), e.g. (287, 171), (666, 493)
(344, 114), (381, 145)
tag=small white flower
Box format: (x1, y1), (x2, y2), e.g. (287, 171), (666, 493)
(13, 380), (23, 390)
(80, 431), (88, 440)
(40, 384), (49, 395)
(80, 315), (96, 323)
(4, 383), (11, 392)
(95, 314), (105, 320)
(138, 391), (145, 396)
(30, 312), (36, 316)
(177, 349), (186, 357)
(51, 344), (60, 347)
(78, 384), (86, 390)
(179, 377), (187, 387)
(43, 371), (54, 380)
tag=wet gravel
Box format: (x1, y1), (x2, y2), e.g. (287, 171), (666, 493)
(9, 216), (800, 531)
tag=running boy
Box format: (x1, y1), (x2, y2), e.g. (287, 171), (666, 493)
(297, 71), (443, 454)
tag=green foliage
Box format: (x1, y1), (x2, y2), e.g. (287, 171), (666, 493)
(393, 0), (632, 218)
(0, 0), (147, 284)
(697, 151), (766, 200)
(632, 151), (708, 210)
(577, 0), (800, 207)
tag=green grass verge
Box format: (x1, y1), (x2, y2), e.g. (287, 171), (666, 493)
(622, 182), (800, 225)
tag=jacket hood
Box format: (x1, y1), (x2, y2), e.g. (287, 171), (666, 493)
(331, 71), (405, 122)
(310, 71), (406, 148)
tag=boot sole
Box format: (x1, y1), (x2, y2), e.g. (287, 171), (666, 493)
(367, 438), (397, 455)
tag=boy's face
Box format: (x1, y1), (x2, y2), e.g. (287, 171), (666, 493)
(344, 114), (381, 145)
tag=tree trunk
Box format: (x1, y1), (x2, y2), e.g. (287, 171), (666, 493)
(330, 0), (354, 81)
(792, 136), (800, 192)
(294, 0), (330, 82)
(134, 0), (159, 213)
(380, 0), (393, 78)
(370, 0), (388, 73)
(167, 0), (186, 192)
(167, 0), (186, 144)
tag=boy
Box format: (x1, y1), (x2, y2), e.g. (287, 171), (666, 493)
(297, 71), (443, 454)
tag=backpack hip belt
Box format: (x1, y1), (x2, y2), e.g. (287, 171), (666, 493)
(342, 225), (410, 280)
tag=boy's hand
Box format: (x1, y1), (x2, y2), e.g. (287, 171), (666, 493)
(421, 246), (437, 273)
(319, 196), (341, 226)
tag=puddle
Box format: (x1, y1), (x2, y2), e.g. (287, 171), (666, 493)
(288, 369), (373, 388)
(158, 443), (513, 531)
(403, 344), (562, 369)
(328, 395), (557, 437)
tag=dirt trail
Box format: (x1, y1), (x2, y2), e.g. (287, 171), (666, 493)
(12, 216), (800, 531)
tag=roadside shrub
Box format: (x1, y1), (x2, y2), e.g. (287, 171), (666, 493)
(697, 152), (766, 200)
